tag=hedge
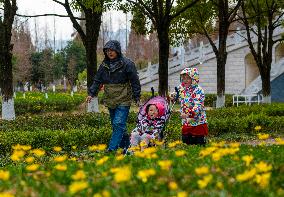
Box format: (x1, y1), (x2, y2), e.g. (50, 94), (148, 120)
(0, 92), (85, 114)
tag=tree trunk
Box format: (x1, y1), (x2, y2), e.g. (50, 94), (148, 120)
(215, 23), (228, 108)
(84, 10), (102, 88)
(260, 62), (271, 103)
(0, 0), (17, 120)
(157, 28), (170, 96)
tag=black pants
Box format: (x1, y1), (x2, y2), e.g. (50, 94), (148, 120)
(182, 134), (206, 145)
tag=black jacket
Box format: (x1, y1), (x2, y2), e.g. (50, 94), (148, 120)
(88, 40), (141, 104)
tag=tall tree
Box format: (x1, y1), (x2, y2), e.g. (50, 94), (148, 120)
(52, 0), (112, 88)
(172, 0), (242, 107)
(123, 0), (199, 96)
(126, 28), (159, 70)
(240, 0), (284, 103)
(12, 18), (34, 83)
(0, 0), (17, 120)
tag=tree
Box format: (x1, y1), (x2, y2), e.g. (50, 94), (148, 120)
(12, 18), (34, 83)
(53, 51), (65, 80)
(123, 0), (199, 96)
(63, 40), (86, 87)
(0, 0), (17, 120)
(240, 0), (284, 103)
(172, 0), (242, 107)
(30, 49), (54, 87)
(52, 0), (113, 88)
(126, 27), (159, 70)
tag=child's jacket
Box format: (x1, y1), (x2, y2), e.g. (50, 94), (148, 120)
(138, 116), (165, 136)
(178, 68), (207, 127)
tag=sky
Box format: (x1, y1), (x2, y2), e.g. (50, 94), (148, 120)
(16, 0), (129, 49)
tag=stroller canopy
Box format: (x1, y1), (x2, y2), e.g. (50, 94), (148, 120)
(137, 96), (170, 122)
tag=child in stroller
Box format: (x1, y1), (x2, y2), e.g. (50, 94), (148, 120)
(130, 96), (170, 150)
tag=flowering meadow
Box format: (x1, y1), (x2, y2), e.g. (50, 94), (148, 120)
(0, 102), (283, 196)
(0, 137), (283, 197)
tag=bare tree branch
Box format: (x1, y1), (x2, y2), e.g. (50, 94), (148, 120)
(228, 0), (242, 23)
(241, 1), (258, 63)
(15, 13), (84, 20)
(52, 0), (65, 6)
(273, 38), (284, 44)
(272, 12), (284, 27)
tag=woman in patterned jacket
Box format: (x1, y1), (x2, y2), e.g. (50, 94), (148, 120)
(173, 67), (208, 145)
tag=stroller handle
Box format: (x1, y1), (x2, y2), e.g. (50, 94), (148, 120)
(174, 87), (179, 101)
(151, 87), (154, 98)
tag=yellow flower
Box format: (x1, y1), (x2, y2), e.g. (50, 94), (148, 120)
(254, 125), (262, 131)
(175, 150), (186, 157)
(144, 147), (157, 154)
(101, 190), (111, 197)
(197, 174), (213, 189)
(53, 146), (62, 152)
(230, 142), (240, 148)
(158, 160), (172, 170)
(211, 141), (225, 147)
(69, 181), (88, 194)
(0, 192), (14, 197)
(97, 144), (107, 151)
(96, 156), (109, 166)
(212, 152), (222, 161)
(216, 181), (224, 189)
(93, 190), (111, 197)
(70, 157), (77, 161)
(255, 172), (271, 188)
(242, 155), (254, 166)
(140, 141), (147, 147)
(0, 170), (10, 181)
(168, 140), (182, 148)
(71, 170), (87, 181)
(89, 144), (107, 152)
(12, 144), (31, 151)
(53, 155), (68, 163)
(168, 181), (178, 190)
(137, 168), (156, 182)
(199, 147), (217, 157)
(25, 156), (35, 163)
(26, 164), (40, 172)
(72, 146), (77, 150)
(11, 150), (26, 162)
(275, 138), (284, 145)
(31, 149), (45, 157)
(110, 166), (131, 183)
(255, 161), (272, 173)
(115, 155), (124, 161)
(236, 168), (257, 182)
(54, 164), (67, 171)
(257, 133), (269, 140)
(177, 191), (188, 197)
(195, 166), (209, 175)
(154, 140), (164, 146)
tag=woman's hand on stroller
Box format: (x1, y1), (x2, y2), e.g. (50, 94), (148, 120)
(86, 96), (93, 103)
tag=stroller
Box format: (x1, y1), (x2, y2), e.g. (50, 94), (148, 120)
(127, 87), (179, 151)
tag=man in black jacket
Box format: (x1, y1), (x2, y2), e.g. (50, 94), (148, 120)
(86, 40), (141, 152)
